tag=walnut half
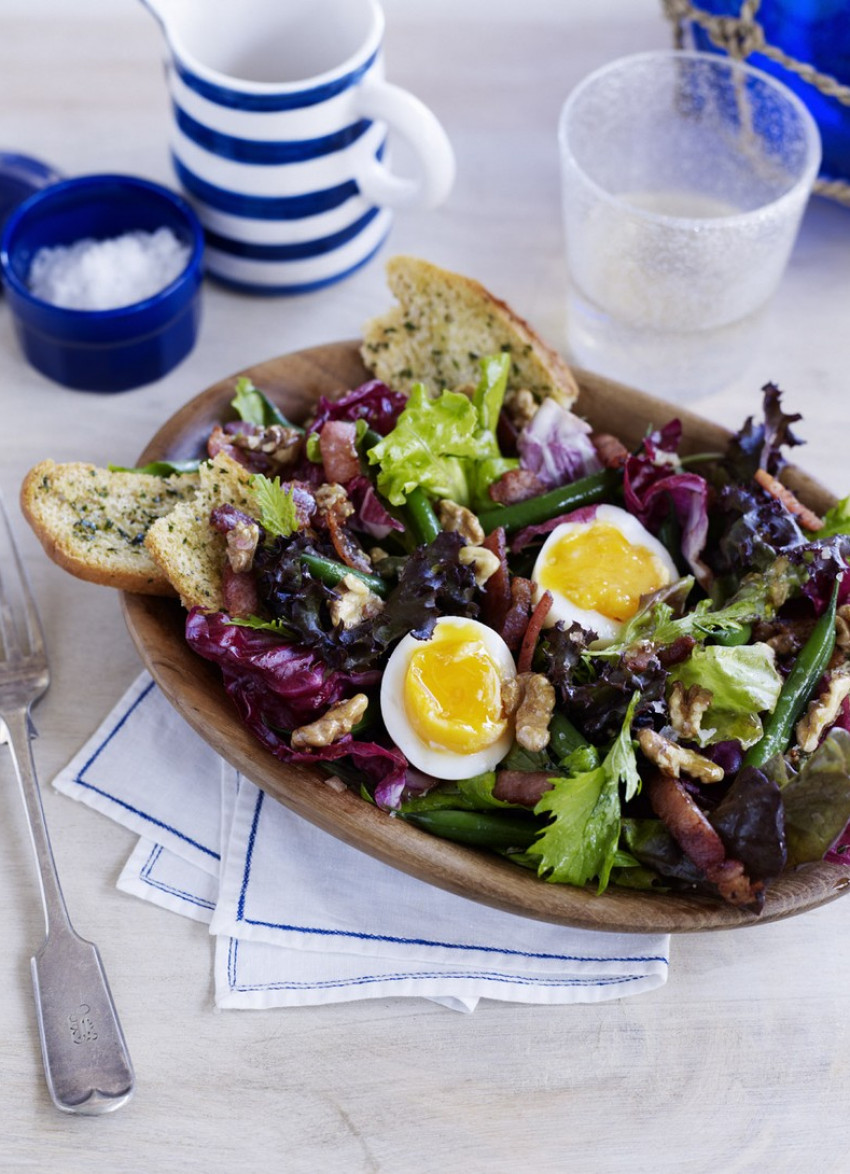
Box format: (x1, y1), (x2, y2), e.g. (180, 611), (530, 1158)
(637, 728), (724, 785)
(503, 672), (555, 754)
(436, 499), (485, 546)
(795, 667), (850, 754)
(290, 694), (369, 749)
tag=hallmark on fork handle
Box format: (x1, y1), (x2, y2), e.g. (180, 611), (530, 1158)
(67, 1005), (98, 1045)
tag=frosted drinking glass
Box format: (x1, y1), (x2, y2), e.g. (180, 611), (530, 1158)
(558, 51), (821, 399)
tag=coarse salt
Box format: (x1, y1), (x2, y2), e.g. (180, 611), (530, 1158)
(27, 227), (191, 310)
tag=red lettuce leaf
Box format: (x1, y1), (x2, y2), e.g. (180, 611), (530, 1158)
(184, 608), (407, 800)
(623, 422), (711, 587)
(307, 380), (407, 437)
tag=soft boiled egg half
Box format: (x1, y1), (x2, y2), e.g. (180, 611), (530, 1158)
(531, 504), (678, 643)
(381, 616), (516, 780)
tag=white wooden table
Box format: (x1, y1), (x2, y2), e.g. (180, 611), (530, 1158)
(2, 2), (849, 1170)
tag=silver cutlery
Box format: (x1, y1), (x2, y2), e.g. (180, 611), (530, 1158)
(0, 496), (134, 1114)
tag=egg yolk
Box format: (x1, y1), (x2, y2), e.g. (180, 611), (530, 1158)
(403, 630), (507, 754)
(537, 521), (670, 622)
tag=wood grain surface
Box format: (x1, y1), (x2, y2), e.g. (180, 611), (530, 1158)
(121, 341), (850, 934)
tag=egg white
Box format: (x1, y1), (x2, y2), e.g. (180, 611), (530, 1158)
(531, 504), (678, 642)
(381, 616), (517, 780)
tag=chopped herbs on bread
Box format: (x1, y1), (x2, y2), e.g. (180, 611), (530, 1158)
(20, 460), (201, 594)
(361, 255), (580, 407)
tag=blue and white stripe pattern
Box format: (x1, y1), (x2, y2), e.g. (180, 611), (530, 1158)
(166, 47), (393, 292)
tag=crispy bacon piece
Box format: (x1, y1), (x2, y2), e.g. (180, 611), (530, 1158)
(500, 576), (534, 651)
(754, 467), (824, 531)
(591, 432), (630, 470)
(517, 591), (553, 673)
(326, 510), (372, 573)
(493, 769), (553, 807)
(221, 564), (259, 618)
(320, 420), (361, 485)
(648, 772), (763, 908)
(657, 634), (697, 668)
(488, 468), (546, 505)
(481, 527), (511, 632)
(315, 483), (372, 572)
(207, 424), (256, 469)
(207, 423), (273, 473)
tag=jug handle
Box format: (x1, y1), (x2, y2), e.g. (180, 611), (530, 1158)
(351, 80), (455, 211)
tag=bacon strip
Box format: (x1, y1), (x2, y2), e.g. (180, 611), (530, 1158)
(648, 772), (763, 908)
(517, 591), (553, 673)
(493, 770), (553, 807)
(591, 432), (630, 470)
(488, 468), (546, 505)
(754, 467), (824, 531)
(320, 420), (361, 485)
(326, 510), (372, 572)
(481, 527), (511, 632)
(221, 565), (259, 618)
(500, 576), (534, 651)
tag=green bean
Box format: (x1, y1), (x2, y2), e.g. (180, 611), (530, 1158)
(743, 580), (841, 768)
(300, 553), (388, 598)
(405, 486), (442, 544)
(400, 808), (543, 851)
(477, 469), (621, 536)
(548, 711), (588, 760)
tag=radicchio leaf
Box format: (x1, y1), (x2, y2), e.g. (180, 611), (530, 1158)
(623, 421), (711, 588)
(346, 474), (405, 539)
(307, 380), (407, 437)
(184, 608), (407, 803)
(517, 399), (602, 489)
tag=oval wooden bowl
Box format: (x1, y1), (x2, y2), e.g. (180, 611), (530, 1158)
(121, 341), (850, 933)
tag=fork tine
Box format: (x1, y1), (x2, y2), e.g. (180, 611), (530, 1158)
(0, 494), (44, 664)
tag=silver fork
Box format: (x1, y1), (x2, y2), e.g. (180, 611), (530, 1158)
(0, 496), (134, 1114)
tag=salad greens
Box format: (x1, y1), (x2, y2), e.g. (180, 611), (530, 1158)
(666, 644), (783, 749)
(367, 353), (517, 510)
(181, 365), (850, 912)
(527, 693), (641, 891)
(251, 474), (298, 538)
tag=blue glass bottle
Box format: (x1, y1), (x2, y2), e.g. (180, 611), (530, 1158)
(684, 0), (850, 182)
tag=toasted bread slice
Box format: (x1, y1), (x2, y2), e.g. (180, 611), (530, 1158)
(361, 255), (580, 406)
(144, 452), (258, 611)
(20, 460), (201, 595)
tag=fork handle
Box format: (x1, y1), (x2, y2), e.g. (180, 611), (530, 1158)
(31, 927), (135, 1114)
(3, 705), (135, 1113)
(3, 705), (70, 935)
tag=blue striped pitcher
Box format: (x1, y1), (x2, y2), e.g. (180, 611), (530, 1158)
(141, 0), (455, 293)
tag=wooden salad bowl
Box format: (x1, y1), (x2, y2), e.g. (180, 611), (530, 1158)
(121, 341), (850, 934)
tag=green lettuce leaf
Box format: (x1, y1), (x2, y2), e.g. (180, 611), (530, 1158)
(816, 494), (850, 539)
(108, 458), (203, 477)
(231, 376), (298, 429)
(666, 643), (783, 749)
(366, 354), (517, 509)
(597, 571), (776, 659)
(782, 729), (850, 867)
(367, 383), (480, 506)
(527, 694), (639, 892)
(467, 353), (519, 509)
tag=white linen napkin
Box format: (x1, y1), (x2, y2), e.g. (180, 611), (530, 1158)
(52, 673), (670, 1012)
